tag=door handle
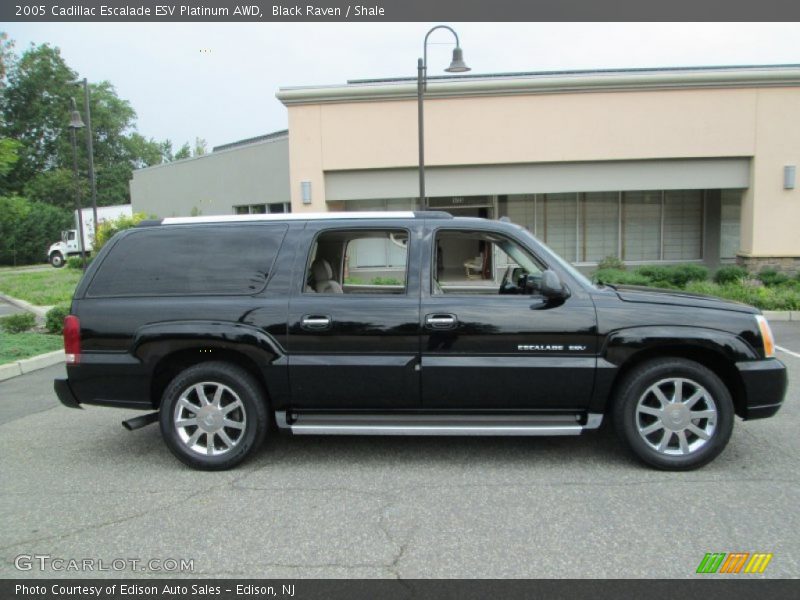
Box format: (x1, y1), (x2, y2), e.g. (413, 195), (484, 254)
(301, 315), (332, 330)
(425, 314), (458, 330)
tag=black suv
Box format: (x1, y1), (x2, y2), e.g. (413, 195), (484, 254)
(55, 212), (787, 470)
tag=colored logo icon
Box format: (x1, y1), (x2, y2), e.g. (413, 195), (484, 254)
(696, 552), (773, 574)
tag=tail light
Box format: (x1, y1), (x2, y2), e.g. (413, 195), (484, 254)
(64, 315), (81, 365)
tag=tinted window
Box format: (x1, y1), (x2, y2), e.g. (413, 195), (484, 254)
(88, 224), (287, 297)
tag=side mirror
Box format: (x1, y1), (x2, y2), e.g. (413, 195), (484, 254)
(540, 269), (568, 301)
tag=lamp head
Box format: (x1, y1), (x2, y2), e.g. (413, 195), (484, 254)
(69, 98), (85, 129)
(445, 47), (470, 73)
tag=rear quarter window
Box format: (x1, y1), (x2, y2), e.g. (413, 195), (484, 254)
(87, 224), (287, 297)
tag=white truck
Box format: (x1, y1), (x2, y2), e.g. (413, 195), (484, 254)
(47, 204), (133, 268)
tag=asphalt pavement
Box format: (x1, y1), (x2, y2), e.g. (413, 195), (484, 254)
(1, 324), (798, 579)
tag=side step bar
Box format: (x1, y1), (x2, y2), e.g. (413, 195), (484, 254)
(275, 412), (603, 437)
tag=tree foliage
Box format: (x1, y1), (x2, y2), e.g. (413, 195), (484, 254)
(0, 38), (176, 207)
(93, 211), (151, 254)
(0, 195), (72, 266)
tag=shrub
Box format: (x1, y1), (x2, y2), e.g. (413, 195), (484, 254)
(45, 304), (70, 334)
(594, 268), (650, 286)
(757, 268), (790, 287)
(0, 312), (36, 333)
(371, 277), (403, 286)
(684, 281), (720, 297)
(0, 196), (72, 266)
(714, 265), (749, 285)
(633, 264), (708, 287)
(66, 256), (92, 269)
(94, 211), (151, 254)
(597, 255), (625, 271)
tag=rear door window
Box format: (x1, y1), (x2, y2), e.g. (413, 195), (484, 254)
(87, 224), (287, 297)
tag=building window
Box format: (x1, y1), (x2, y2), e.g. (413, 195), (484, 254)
(622, 191), (662, 261)
(663, 190), (703, 260)
(720, 190), (742, 259)
(234, 203), (290, 214)
(581, 192), (619, 262)
(503, 189), (706, 264)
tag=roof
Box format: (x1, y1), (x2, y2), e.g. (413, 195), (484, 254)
(212, 130), (288, 152)
(133, 129), (288, 174)
(277, 64), (800, 106)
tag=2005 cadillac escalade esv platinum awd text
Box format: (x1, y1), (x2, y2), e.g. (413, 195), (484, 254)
(54, 211), (787, 470)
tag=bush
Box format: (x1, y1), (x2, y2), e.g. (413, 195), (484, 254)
(371, 277), (403, 286)
(0, 312), (36, 333)
(0, 196), (72, 266)
(66, 256), (93, 269)
(594, 268), (650, 286)
(597, 255), (625, 271)
(757, 268), (790, 287)
(633, 264), (708, 287)
(94, 211), (151, 254)
(714, 265), (749, 285)
(45, 304), (70, 334)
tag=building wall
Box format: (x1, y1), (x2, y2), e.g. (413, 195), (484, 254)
(284, 84), (800, 260)
(131, 137), (290, 218)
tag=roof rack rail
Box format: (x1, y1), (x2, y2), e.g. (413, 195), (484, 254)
(147, 211), (455, 226)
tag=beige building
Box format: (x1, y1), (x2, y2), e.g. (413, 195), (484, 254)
(277, 65), (800, 271)
(131, 65), (800, 272)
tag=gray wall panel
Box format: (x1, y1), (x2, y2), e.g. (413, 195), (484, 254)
(131, 138), (290, 217)
(325, 158), (751, 201)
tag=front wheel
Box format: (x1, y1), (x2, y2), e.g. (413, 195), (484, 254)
(613, 358), (734, 470)
(159, 361), (268, 470)
(50, 252), (64, 268)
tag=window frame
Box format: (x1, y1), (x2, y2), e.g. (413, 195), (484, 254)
(301, 227), (412, 297)
(84, 223), (287, 299)
(430, 227), (548, 298)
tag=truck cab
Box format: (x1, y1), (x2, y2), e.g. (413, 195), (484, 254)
(47, 229), (83, 268)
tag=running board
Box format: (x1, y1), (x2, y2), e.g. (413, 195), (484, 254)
(275, 412), (603, 437)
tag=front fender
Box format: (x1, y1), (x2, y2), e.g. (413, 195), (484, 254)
(602, 325), (759, 366)
(589, 325), (759, 413)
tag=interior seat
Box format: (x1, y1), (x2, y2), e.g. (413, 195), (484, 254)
(311, 259), (343, 294)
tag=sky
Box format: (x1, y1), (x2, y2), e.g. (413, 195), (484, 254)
(4, 22), (800, 150)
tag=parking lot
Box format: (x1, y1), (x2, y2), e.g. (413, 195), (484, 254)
(1, 323), (798, 579)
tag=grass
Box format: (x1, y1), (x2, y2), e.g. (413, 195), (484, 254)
(0, 331), (63, 365)
(0, 269), (81, 306)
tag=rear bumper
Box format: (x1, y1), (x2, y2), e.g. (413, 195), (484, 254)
(736, 359), (788, 420)
(54, 378), (81, 409)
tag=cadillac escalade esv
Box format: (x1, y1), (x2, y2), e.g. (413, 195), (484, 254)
(54, 211), (787, 470)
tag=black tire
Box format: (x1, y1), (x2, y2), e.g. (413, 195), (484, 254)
(159, 361), (268, 470)
(612, 358), (734, 470)
(50, 252), (64, 268)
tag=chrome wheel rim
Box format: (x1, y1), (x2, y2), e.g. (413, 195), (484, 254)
(635, 377), (717, 456)
(173, 382), (246, 457)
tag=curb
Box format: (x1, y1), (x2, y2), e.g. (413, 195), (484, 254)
(0, 292), (55, 321)
(0, 350), (64, 382)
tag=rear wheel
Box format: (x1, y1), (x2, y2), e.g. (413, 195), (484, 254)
(613, 358), (734, 470)
(159, 361), (268, 470)
(50, 252), (64, 268)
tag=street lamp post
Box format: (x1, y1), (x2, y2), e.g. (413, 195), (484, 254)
(73, 78), (98, 241)
(417, 25), (470, 211)
(68, 98), (88, 270)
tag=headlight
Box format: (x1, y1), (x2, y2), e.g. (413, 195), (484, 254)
(755, 315), (775, 358)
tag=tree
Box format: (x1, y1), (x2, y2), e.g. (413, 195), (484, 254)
(0, 195), (71, 266)
(0, 39), (173, 207)
(193, 137), (208, 156)
(174, 142), (192, 161)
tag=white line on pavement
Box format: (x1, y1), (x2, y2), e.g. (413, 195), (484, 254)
(776, 345), (800, 359)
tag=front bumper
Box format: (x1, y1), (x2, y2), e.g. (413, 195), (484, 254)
(736, 359), (787, 420)
(54, 378), (81, 409)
